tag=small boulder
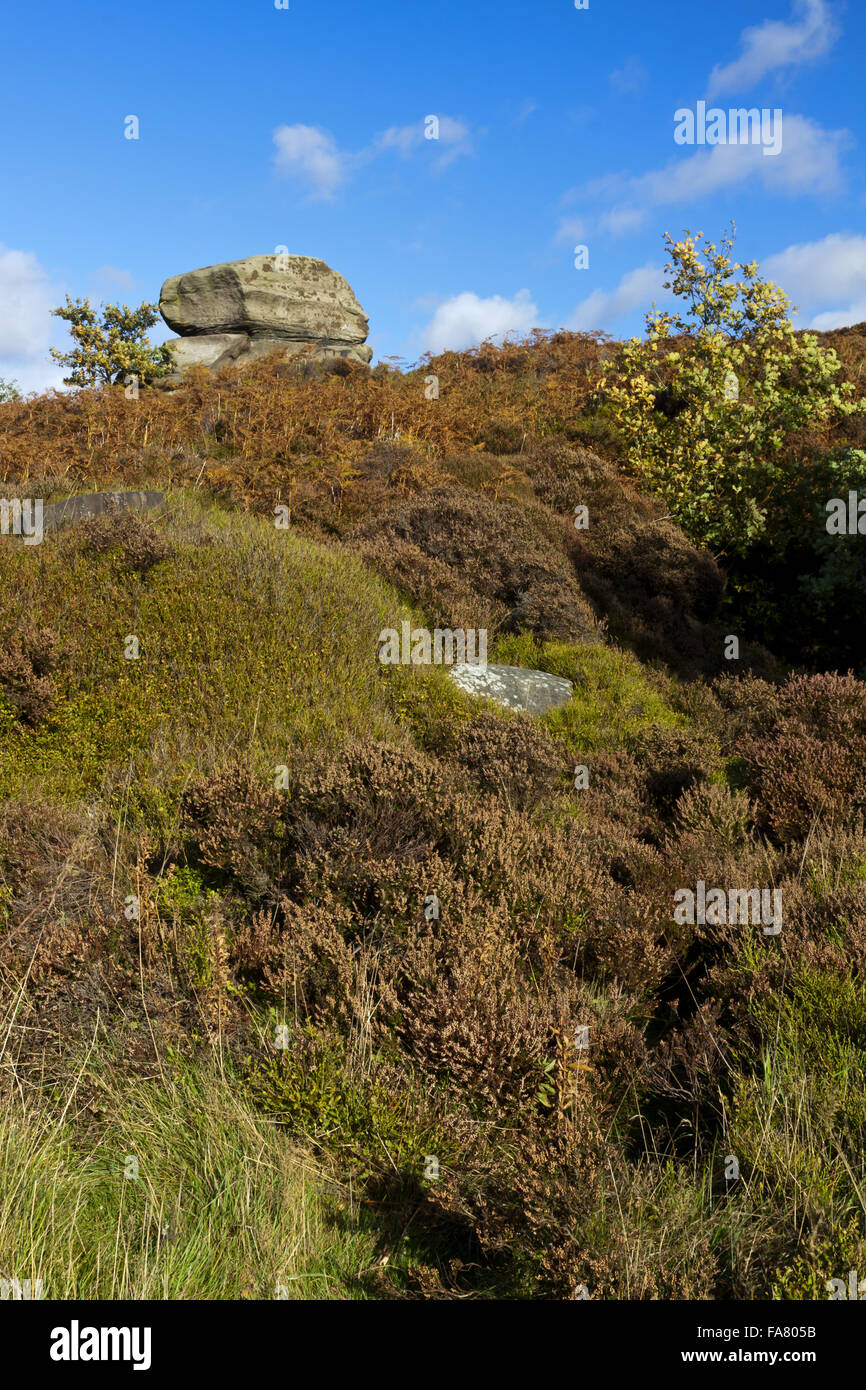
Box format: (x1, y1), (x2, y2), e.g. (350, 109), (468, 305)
(448, 663), (573, 715)
(41, 491), (164, 531)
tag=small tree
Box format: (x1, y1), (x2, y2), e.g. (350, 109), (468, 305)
(0, 378), (21, 402)
(49, 296), (174, 388)
(604, 227), (865, 556)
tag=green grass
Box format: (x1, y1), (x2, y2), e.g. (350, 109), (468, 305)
(492, 632), (682, 751)
(0, 1056), (379, 1300)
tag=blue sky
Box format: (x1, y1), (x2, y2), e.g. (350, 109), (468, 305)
(1, 0), (864, 391)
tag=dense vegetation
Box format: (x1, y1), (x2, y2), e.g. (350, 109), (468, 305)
(1, 246), (865, 1299)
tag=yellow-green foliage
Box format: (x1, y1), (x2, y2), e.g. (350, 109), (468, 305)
(605, 227), (865, 556)
(0, 494), (411, 808)
(494, 631), (681, 750)
(49, 296), (173, 388)
(244, 1023), (454, 1178)
(0, 1058), (377, 1300)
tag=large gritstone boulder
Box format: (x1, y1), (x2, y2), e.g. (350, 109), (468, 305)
(159, 254), (373, 375)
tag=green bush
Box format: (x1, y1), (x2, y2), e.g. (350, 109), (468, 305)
(49, 295), (174, 388)
(605, 227), (865, 558)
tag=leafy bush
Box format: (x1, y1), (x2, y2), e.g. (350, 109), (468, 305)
(49, 295), (174, 388)
(605, 227), (865, 557)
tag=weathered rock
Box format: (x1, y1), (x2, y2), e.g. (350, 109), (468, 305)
(158, 254), (372, 375)
(164, 334), (246, 372)
(165, 332), (370, 376)
(41, 491), (164, 531)
(448, 663), (573, 715)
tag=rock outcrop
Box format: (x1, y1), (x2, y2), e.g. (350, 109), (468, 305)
(159, 254), (372, 376)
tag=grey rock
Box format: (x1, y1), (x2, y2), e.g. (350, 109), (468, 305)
(158, 254), (372, 375)
(164, 332), (371, 377)
(164, 334), (246, 371)
(41, 490), (165, 531)
(447, 663), (574, 715)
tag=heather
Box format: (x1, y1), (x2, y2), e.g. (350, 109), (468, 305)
(1, 307), (865, 1299)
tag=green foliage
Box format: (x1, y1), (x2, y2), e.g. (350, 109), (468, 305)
(725, 950), (866, 1238)
(605, 227), (865, 557)
(722, 447), (866, 670)
(49, 295), (174, 388)
(0, 1057), (377, 1299)
(493, 632), (681, 750)
(0, 495), (404, 806)
(0, 378), (21, 403)
(244, 1024), (451, 1179)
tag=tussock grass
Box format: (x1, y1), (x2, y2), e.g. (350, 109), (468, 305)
(0, 1056), (375, 1300)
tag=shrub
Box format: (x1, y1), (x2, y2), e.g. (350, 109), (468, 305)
(182, 763), (289, 897)
(451, 708), (565, 810)
(521, 443), (725, 672)
(673, 780), (755, 852)
(351, 484), (598, 644)
(741, 673), (866, 840)
(49, 296), (174, 388)
(604, 227), (865, 557)
(73, 508), (172, 573)
(0, 622), (67, 725)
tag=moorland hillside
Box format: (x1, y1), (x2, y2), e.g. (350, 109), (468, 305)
(1, 299), (866, 1299)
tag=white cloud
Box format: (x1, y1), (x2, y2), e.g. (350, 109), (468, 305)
(274, 116), (474, 195)
(0, 356), (66, 396)
(650, 114), (845, 198)
(807, 303), (866, 330)
(0, 245), (67, 391)
(375, 115), (473, 170)
(568, 264), (667, 332)
(580, 113), (848, 235)
(273, 124), (346, 199)
(419, 289), (541, 353)
(763, 232), (866, 327)
(0, 246), (56, 360)
(559, 113), (848, 256)
(554, 216), (588, 246)
(609, 58), (649, 96)
(598, 206), (646, 237)
(707, 0), (839, 98)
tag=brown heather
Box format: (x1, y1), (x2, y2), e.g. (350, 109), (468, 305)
(1, 331), (865, 1299)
